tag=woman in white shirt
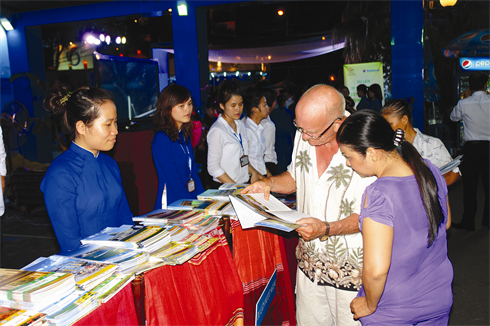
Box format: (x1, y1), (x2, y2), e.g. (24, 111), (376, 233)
(381, 99), (460, 186)
(207, 81), (262, 185)
(242, 88), (271, 177)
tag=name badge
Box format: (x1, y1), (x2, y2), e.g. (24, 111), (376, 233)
(187, 178), (195, 192)
(240, 155), (249, 167)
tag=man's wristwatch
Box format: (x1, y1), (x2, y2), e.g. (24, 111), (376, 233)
(319, 221), (330, 241)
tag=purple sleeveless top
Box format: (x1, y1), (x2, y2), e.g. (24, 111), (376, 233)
(357, 159), (453, 325)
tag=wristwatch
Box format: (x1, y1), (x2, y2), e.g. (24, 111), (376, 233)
(319, 221), (330, 241)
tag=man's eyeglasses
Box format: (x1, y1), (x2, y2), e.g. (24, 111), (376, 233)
(293, 117), (341, 140)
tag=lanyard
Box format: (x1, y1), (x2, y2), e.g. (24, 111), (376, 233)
(179, 137), (192, 176)
(233, 132), (244, 153)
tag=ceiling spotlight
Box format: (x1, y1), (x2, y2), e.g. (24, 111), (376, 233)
(278, 10), (284, 16)
(122, 37), (127, 44)
(94, 39), (101, 45)
(116, 36), (121, 44)
(99, 34), (105, 41)
(0, 18), (13, 31)
(86, 35), (95, 44)
(168, 8), (172, 12)
(105, 35), (111, 44)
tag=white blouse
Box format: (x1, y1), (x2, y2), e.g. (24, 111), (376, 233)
(260, 116), (277, 164)
(243, 117), (267, 175)
(207, 115), (250, 183)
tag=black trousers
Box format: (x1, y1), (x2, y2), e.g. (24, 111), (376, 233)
(460, 141), (490, 227)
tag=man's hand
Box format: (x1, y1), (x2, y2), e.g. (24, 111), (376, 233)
(241, 178), (273, 200)
(295, 217), (327, 241)
(350, 297), (375, 320)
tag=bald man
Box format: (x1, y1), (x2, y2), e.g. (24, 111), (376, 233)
(243, 85), (375, 326)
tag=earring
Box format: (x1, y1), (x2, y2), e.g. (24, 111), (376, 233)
(372, 157), (375, 162)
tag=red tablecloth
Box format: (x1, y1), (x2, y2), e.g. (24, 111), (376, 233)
(74, 283), (139, 326)
(232, 223), (296, 326)
(144, 235), (244, 325)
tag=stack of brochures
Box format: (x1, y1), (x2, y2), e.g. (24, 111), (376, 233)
(80, 225), (171, 253)
(21, 255), (118, 292)
(90, 273), (135, 304)
(0, 269), (76, 312)
(0, 307), (46, 326)
(45, 291), (99, 326)
(218, 183), (248, 190)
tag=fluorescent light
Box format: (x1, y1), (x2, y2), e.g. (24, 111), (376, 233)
(1, 18), (13, 31)
(177, 3), (188, 16)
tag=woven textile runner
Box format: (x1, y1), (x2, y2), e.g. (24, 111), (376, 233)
(144, 230), (244, 325)
(232, 224), (296, 325)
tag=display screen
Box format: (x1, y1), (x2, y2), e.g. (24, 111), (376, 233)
(93, 52), (159, 122)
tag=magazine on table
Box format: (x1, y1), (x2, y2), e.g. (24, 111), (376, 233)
(21, 255), (118, 291)
(80, 225), (170, 252)
(167, 199), (235, 215)
(133, 209), (204, 225)
(229, 193), (308, 232)
(218, 183), (249, 190)
(197, 188), (242, 201)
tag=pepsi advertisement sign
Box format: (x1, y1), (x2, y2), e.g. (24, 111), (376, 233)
(459, 57), (490, 71)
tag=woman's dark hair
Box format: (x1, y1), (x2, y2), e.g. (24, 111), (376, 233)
(368, 83), (383, 101)
(243, 87), (263, 117)
(357, 84), (367, 94)
(381, 99), (413, 125)
(259, 87), (277, 110)
(337, 110), (444, 247)
(216, 80), (241, 114)
(276, 94), (287, 108)
(153, 84), (192, 142)
(44, 82), (114, 136)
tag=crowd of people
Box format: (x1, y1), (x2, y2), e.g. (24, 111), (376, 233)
(38, 71), (489, 325)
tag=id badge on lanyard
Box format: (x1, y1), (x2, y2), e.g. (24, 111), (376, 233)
(234, 131), (249, 167)
(180, 141), (195, 193)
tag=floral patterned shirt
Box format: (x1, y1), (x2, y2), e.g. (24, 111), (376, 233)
(288, 132), (375, 291)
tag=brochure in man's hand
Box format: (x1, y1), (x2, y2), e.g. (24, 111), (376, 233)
(439, 154), (463, 175)
(229, 193), (308, 232)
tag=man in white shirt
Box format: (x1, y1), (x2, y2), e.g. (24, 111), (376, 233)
(243, 89), (271, 177)
(450, 71), (490, 231)
(244, 85), (375, 326)
(260, 88), (278, 175)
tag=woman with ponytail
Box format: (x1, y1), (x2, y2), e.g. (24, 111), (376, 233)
(337, 110), (453, 325)
(41, 83), (133, 253)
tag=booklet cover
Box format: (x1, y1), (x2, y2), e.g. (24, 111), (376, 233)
(439, 154), (463, 175)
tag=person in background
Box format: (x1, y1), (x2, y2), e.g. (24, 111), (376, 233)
(381, 99), (460, 186)
(288, 89), (303, 119)
(270, 93), (296, 174)
(243, 88), (271, 177)
(207, 80), (262, 186)
(243, 85), (375, 326)
(367, 84), (383, 113)
(152, 84), (204, 209)
(41, 83), (133, 253)
(338, 110), (453, 325)
(260, 87), (279, 176)
(190, 109), (203, 149)
(0, 126), (6, 216)
(356, 84), (369, 111)
(344, 95), (356, 114)
(450, 71), (490, 231)
(340, 85), (350, 98)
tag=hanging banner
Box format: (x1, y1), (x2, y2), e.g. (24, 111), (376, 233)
(343, 62), (384, 106)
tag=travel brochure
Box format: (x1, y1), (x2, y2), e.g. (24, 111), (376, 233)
(439, 154), (463, 175)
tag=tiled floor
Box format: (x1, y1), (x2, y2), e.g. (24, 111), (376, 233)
(1, 178), (488, 325)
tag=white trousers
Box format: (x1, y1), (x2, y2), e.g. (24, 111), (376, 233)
(296, 268), (361, 326)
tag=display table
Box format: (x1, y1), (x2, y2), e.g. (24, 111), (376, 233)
(73, 283), (139, 326)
